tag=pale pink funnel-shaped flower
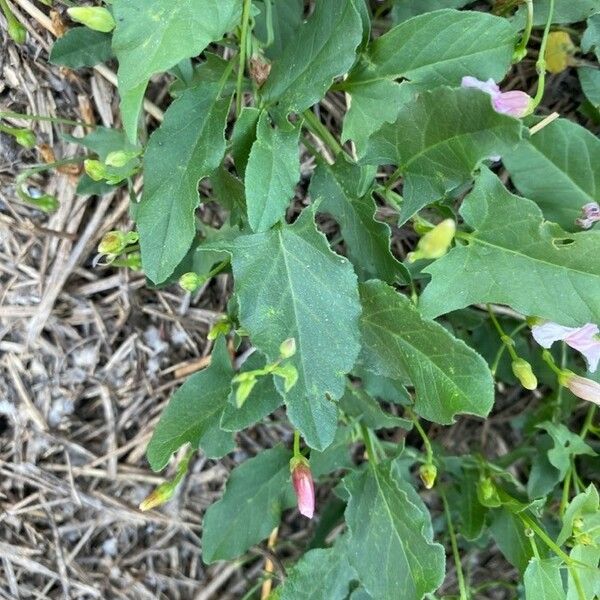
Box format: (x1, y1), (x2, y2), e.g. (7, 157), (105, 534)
(461, 76), (532, 117)
(564, 373), (600, 406)
(532, 322), (600, 373)
(291, 462), (315, 519)
(576, 202), (600, 229)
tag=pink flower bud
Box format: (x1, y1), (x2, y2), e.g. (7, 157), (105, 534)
(290, 460), (314, 519)
(532, 321), (600, 373)
(461, 76), (532, 118)
(560, 372), (600, 405)
(576, 202), (600, 229)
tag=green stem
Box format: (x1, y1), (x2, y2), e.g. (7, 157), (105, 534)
(490, 322), (528, 375)
(441, 490), (469, 600)
(302, 109), (344, 156)
(408, 409), (433, 464)
(0, 110), (87, 127)
(360, 424), (379, 465)
(487, 304), (519, 364)
(541, 349), (564, 377)
(384, 165), (404, 193)
(514, 0), (534, 61)
(528, 0), (556, 112)
(293, 430), (301, 458)
(236, 0), (253, 116)
(519, 513), (572, 564)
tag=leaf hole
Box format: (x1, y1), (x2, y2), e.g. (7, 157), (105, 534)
(552, 237), (575, 248)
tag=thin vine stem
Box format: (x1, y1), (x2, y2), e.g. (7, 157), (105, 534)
(529, 0), (556, 112)
(441, 490), (469, 600)
(236, 0), (253, 116)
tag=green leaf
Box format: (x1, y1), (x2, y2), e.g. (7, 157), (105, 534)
(49, 28), (113, 68)
(391, 0), (469, 22)
(583, 14), (600, 59)
(231, 107), (260, 177)
(202, 445), (293, 563)
(220, 353), (283, 432)
(567, 545), (600, 600)
(208, 207), (362, 450)
(579, 67), (600, 108)
(420, 168), (600, 326)
(344, 460), (445, 599)
(515, 0), (600, 26)
(260, 0), (362, 117)
(146, 338), (234, 471)
(310, 157), (404, 283)
(310, 426), (354, 478)
(503, 118), (600, 230)
(343, 10), (517, 149)
(254, 0), (304, 60)
(63, 127), (136, 161)
(245, 111), (300, 232)
(453, 467), (487, 541)
(359, 280), (494, 424)
(340, 386), (411, 430)
(279, 542), (356, 600)
(112, 0), (240, 140)
(527, 435), (562, 500)
(361, 87), (524, 223)
(524, 558), (566, 600)
(558, 485), (599, 545)
(538, 422), (595, 479)
(489, 508), (535, 573)
(136, 58), (233, 284)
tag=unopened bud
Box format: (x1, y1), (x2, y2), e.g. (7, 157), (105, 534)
(418, 463), (437, 489)
(511, 358), (537, 390)
(84, 158), (108, 181)
(477, 477), (501, 507)
(67, 6), (115, 32)
(98, 230), (136, 255)
(139, 481), (176, 511)
(105, 149), (140, 168)
(290, 457), (314, 519)
(8, 20), (27, 44)
(279, 338), (296, 359)
(407, 219), (456, 262)
(208, 317), (231, 340)
(179, 272), (204, 293)
(559, 371), (600, 405)
(13, 129), (36, 149)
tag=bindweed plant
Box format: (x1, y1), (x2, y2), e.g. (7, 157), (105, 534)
(33, 0), (600, 597)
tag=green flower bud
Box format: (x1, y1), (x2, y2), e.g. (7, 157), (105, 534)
(477, 477), (502, 507)
(8, 20), (27, 44)
(511, 358), (538, 390)
(13, 129), (36, 149)
(139, 480), (177, 511)
(98, 230), (128, 255)
(84, 158), (109, 181)
(407, 219), (456, 263)
(179, 272), (204, 293)
(67, 6), (115, 32)
(279, 337), (296, 359)
(418, 463), (437, 489)
(105, 149), (140, 168)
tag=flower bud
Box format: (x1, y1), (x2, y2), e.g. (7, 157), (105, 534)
(8, 20), (27, 44)
(559, 371), (600, 406)
(511, 358), (538, 390)
(477, 477), (501, 507)
(84, 158), (109, 181)
(14, 129), (36, 149)
(105, 149), (140, 168)
(139, 481), (176, 512)
(290, 457), (314, 519)
(418, 463), (437, 489)
(208, 317), (231, 340)
(67, 6), (115, 32)
(98, 230), (128, 255)
(407, 219), (456, 263)
(279, 337), (296, 359)
(179, 272), (204, 293)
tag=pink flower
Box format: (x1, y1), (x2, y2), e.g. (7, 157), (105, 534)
(576, 202), (600, 229)
(461, 76), (532, 117)
(560, 372), (600, 406)
(291, 460), (314, 519)
(532, 322), (600, 373)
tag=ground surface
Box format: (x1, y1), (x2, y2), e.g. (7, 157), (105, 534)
(0, 2), (597, 600)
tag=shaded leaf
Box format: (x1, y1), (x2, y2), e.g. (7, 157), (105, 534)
(340, 386), (411, 430)
(50, 28), (113, 68)
(524, 558), (566, 600)
(360, 280), (494, 424)
(146, 338), (234, 471)
(361, 87), (524, 223)
(391, 0), (470, 23)
(344, 460), (445, 599)
(112, 0), (240, 140)
(202, 445), (293, 562)
(420, 168), (600, 326)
